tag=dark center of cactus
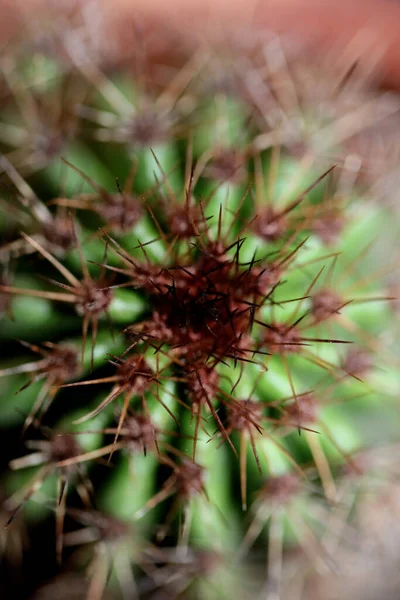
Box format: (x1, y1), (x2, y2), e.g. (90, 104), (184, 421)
(154, 274), (242, 356)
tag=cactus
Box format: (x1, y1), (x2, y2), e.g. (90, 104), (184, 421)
(0, 20), (399, 600)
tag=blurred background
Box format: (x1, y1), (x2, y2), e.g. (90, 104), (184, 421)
(1, 0), (400, 88)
